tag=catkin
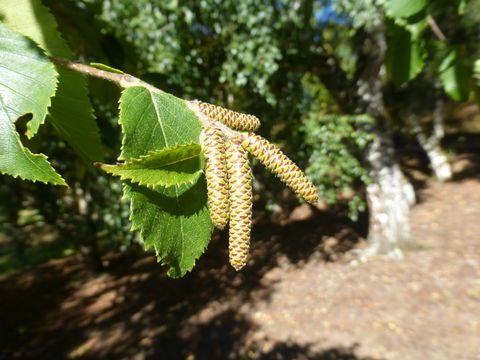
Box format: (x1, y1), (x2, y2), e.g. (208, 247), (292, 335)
(194, 100), (260, 132)
(226, 138), (252, 270)
(241, 133), (319, 204)
(202, 126), (230, 229)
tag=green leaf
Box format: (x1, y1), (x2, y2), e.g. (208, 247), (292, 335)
(473, 58), (480, 84)
(386, 19), (426, 86)
(392, 9), (428, 41)
(100, 143), (203, 187)
(439, 49), (471, 102)
(119, 86), (212, 277)
(0, 0), (104, 163)
(456, 0), (467, 14)
(0, 23), (65, 185)
(385, 0), (428, 19)
(472, 58), (480, 103)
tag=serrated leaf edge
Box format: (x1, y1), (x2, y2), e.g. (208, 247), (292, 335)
(0, 23), (60, 139)
(99, 143), (202, 188)
(114, 142), (201, 167)
(102, 169), (203, 189)
(122, 183), (211, 278)
(16, 2), (102, 163)
(0, 121), (66, 186)
(117, 87), (210, 277)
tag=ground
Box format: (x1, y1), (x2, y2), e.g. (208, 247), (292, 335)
(0, 153), (479, 360)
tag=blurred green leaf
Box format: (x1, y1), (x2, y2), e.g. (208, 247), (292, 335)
(456, 0), (467, 14)
(440, 49), (471, 102)
(392, 9), (428, 41)
(472, 58), (480, 87)
(100, 143), (202, 187)
(118, 86), (212, 277)
(0, 0), (104, 163)
(0, 23), (65, 185)
(385, 0), (428, 19)
(386, 20), (426, 86)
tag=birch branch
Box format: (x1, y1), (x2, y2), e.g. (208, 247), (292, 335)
(50, 57), (241, 139)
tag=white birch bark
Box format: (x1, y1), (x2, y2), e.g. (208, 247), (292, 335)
(359, 133), (415, 261)
(408, 101), (452, 181)
(354, 28), (416, 261)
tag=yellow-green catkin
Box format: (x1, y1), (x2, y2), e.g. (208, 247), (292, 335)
(202, 126), (230, 229)
(194, 100), (260, 132)
(225, 138), (252, 270)
(241, 133), (319, 204)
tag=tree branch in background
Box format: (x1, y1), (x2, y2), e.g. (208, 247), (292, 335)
(427, 15), (447, 42)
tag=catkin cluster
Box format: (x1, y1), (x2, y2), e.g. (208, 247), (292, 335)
(200, 103), (318, 270)
(194, 100), (260, 132)
(225, 139), (252, 270)
(241, 133), (319, 204)
(202, 126), (229, 229)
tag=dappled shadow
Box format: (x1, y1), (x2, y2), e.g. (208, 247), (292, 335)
(251, 205), (366, 268)
(146, 309), (253, 360)
(0, 196), (366, 360)
(0, 255), (87, 359)
(0, 243), (273, 359)
(450, 152), (480, 181)
(145, 310), (383, 360)
(258, 342), (382, 360)
(396, 148), (430, 193)
(443, 134), (480, 182)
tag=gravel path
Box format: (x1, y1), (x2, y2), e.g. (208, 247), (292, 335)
(241, 178), (480, 360)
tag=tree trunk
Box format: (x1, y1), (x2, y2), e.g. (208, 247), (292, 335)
(355, 27), (415, 261)
(360, 130), (416, 261)
(309, 23), (417, 261)
(408, 100), (452, 181)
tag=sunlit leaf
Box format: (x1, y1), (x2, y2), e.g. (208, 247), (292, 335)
(100, 143), (202, 188)
(0, 23), (65, 185)
(385, 0), (428, 19)
(386, 20), (426, 86)
(440, 49), (471, 102)
(0, 0), (104, 163)
(118, 86), (212, 277)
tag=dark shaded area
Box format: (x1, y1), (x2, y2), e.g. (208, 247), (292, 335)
(0, 196), (366, 360)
